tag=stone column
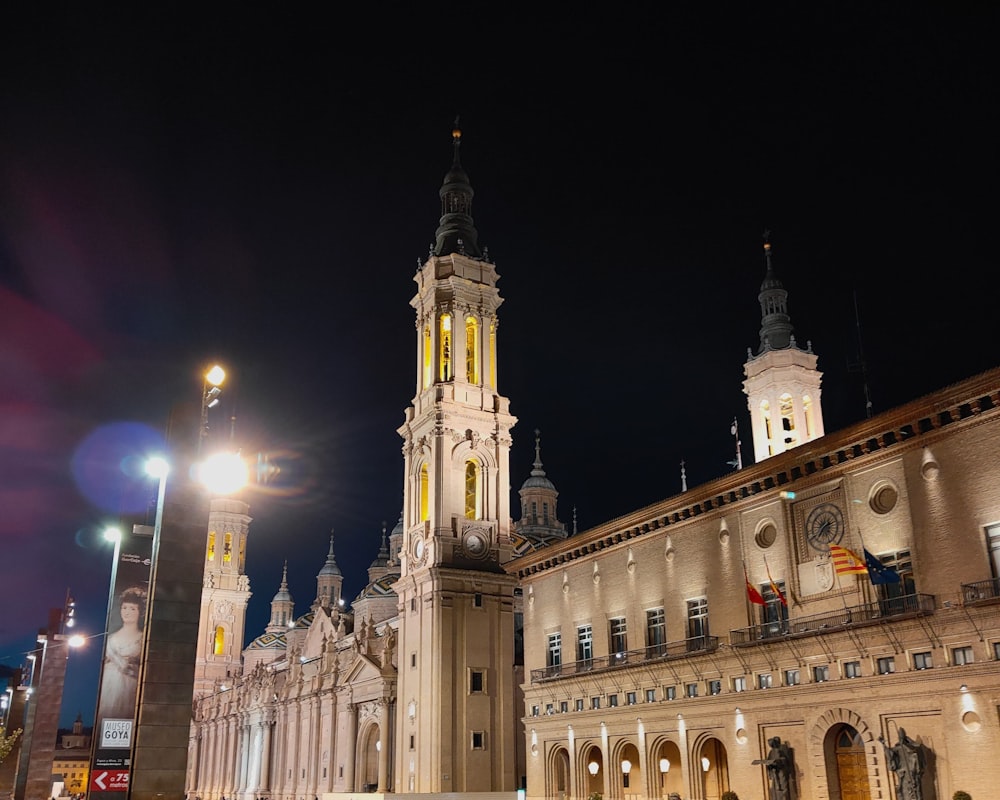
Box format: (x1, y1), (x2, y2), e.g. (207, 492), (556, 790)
(343, 704), (358, 791)
(259, 718), (273, 794)
(376, 699), (390, 792)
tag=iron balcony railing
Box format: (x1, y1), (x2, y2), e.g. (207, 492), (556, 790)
(729, 592), (936, 646)
(961, 577), (1000, 604)
(530, 636), (719, 683)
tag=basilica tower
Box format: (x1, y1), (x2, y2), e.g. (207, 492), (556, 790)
(192, 497), (252, 698)
(743, 236), (825, 462)
(393, 126), (519, 793)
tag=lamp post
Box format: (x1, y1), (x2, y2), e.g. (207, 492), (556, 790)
(621, 759), (631, 790)
(659, 758), (669, 788)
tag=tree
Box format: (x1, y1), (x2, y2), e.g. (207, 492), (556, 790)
(0, 728), (22, 765)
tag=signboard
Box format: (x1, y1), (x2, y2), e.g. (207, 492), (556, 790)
(88, 525), (154, 800)
(90, 769), (129, 792)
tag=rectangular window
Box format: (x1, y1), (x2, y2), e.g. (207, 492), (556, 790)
(608, 694), (619, 708)
(666, 686), (677, 701)
(844, 660), (862, 678)
(758, 673), (773, 689)
(784, 669), (800, 686)
(470, 670), (484, 693)
(913, 651), (933, 670)
(610, 616), (628, 655)
(952, 645), (975, 665)
(547, 633), (562, 668)
(761, 580), (789, 634)
(591, 696), (601, 710)
(687, 597), (709, 649)
(560, 701), (568, 713)
(577, 625), (593, 664)
(876, 549), (915, 612)
(575, 698), (584, 712)
(626, 691), (637, 705)
(409, 735), (415, 750)
(733, 676), (747, 692)
(813, 665), (830, 683)
(474, 593), (483, 607)
(708, 679), (721, 696)
(877, 656), (895, 675)
(411, 652), (417, 668)
(545, 703), (554, 715)
(993, 641), (1000, 660)
(986, 523), (1000, 581)
(531, 705), (539, 716)
(645, 688), (656, 703)
(410, 597), (416, 612)
(685, 682), (698, 698)
(646, 607), (667, 655)
(471, 731), (485, 750)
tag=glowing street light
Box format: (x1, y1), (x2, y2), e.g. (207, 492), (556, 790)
(659, 758), (670, 787)
(199, 364), (226, 454)
(621, 759), (632, 788)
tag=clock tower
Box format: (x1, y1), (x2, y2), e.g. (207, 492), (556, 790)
(393, 125), (519, 793)
(743, 235), (825, 462)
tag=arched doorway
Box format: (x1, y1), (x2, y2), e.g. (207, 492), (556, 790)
(548, 745), (570, 800)
(581, 744), (604, 800)
(652, 738), (682, 799)
(358, 723), (381, 791)
(698, 737), (729, 800)
(614, 741), (641, 800)
(825, 724), (870, 800)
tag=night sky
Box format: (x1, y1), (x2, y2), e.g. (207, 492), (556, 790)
(1, 9), (997, 728)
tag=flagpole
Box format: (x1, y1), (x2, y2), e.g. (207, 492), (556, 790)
(855, 528), (872, 606)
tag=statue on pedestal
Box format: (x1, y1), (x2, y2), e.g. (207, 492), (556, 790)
(753, 737), (793, 800)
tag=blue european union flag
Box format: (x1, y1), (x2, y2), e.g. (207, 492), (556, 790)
(864, 548), (901, 584)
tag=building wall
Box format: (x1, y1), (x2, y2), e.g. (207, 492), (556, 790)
(511, 370), (1000, 800)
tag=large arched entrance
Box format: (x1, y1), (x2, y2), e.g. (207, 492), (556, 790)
(358, 723), (381, 791)
(581, 743), (604, 800)
(697, 736), (730, 800)
(825, 724), (870, 800)
(652, 738), (683, 799)
(548, 745), (570, 800)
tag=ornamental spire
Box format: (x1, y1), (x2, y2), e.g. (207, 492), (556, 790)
(432, 119), (482, 258)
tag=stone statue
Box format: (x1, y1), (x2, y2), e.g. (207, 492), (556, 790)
(753, 736), (793, 800)
(879, 728), (925, 800)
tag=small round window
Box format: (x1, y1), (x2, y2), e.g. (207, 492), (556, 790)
(755, 522), (777, 549)
(869, 482), (898, 515)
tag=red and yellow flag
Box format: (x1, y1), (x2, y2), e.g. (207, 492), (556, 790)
(829, 544), (867, 575)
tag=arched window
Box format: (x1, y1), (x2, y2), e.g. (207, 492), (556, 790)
(760, 399), (773, 456)
(422, 325), (432, 390)
(465, 316), (479, 383)
(465, 460), (481, 520)
(780, 393), (796, 446)
(214, 626), (225, 656)
(419, 463), (429, 522)
(439, 314), (452, 381)
(207, 532), (216, 562)
(223, 532), (232, 563)
(803, 394), (814, 437)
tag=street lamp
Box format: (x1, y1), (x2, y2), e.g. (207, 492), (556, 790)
(659, 758), (670, 787)
(588, 761), (599, 777)
(199, 364), (226, 454)
(621, 759), (632, 789)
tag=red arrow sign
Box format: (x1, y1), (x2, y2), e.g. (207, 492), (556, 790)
(91, 769), (129, 792)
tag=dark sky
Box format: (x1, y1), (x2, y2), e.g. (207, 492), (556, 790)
(1, 9), (997, 727)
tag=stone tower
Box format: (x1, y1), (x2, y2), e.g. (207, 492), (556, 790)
(743, 235), (825, 462)
(393, 125), (520, 793)
(192, 497), (252, 698)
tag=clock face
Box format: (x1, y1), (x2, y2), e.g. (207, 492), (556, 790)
(805, 502), (844, 551)
(462, 528), (490, 559)
(412, 536), (424, 563)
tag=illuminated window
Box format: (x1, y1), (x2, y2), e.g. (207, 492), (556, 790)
(207, 532), (216, 562)
(419, 464), (429, 521)
(646, 607), (666, 655)
(913, 651), (933, 670)
(547, 633), (561, 668)
(422, 326), (432, 389)
(214, 626), (225, 656)
(577, 625), (593, 664)
(465, 316), (478, 383)
(609, 617), (627, 655)
(223, 532), (232, 563)
(780, 393), (796, 446)
(439, 314), (452, 381)
(464, 460), (480, 519)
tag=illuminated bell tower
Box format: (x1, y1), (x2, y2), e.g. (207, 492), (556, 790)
(393, 125), (519, 793)
(193, 497), (252, 698)
(743, 234), (825, 462)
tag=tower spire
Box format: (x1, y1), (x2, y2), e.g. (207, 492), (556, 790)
(433, 120), (482, 258)
(756, 231), (798, 353)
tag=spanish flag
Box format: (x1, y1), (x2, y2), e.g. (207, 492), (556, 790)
(829, 544), (867, 575)
(744, 564), (766, 605)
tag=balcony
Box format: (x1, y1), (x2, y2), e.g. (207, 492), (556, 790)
(530, 636), (719, 683)
(729, 593), (936, 647)
(961, 577), (1000, 605)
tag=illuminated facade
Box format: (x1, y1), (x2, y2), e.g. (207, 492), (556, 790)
(510, 369), (1000, 800)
